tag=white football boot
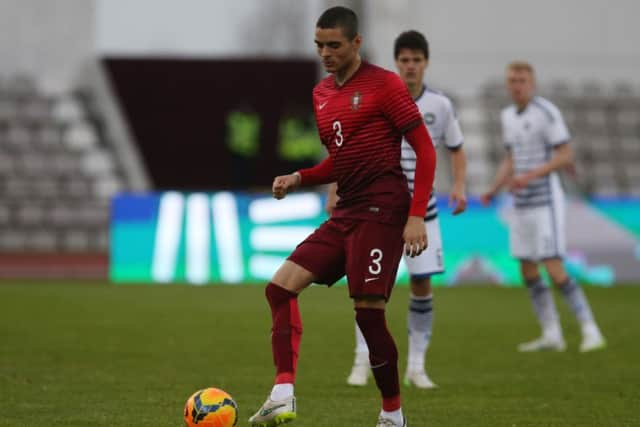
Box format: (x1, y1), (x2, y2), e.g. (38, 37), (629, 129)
(376, 415), (407, 426)
(518, 335), (567, 352)
(404, 368), (437, 389)
(248, 395), (296, 427)
(580, 323), (606, 352)
(347, 352), (370, 386)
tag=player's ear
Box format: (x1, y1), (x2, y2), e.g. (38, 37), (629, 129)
(352, 34), (362, 49)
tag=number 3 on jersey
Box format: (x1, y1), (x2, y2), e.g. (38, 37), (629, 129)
(333, 120), (343, 146)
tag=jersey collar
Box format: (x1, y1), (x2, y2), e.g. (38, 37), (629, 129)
(414, 85), (427, 102)
(516, 96), (536, 115)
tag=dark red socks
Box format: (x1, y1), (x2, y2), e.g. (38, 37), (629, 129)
(265, 283), (302, 384)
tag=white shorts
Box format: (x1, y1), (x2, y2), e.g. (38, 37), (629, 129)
(508, 197), (566, 261)
(403, 216), (444, 277)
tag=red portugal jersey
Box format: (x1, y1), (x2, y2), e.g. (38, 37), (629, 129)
(313, 62), (423, 224)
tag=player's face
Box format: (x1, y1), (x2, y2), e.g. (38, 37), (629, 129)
(315, 27), (361, 74)
(506, 69), (535, 106)
(395, 49), (428, 87)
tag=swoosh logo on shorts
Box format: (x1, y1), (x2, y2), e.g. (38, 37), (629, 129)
(365, 277), (379, 283)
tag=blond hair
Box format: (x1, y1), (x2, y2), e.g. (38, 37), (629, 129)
(507, 61), (535, 75)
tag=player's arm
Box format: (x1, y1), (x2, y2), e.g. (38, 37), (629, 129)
(448, 148), (467, 214)
(444, 104), (467, 215)
(509, 143), (572, 190)
(480, 154), (514, 205)
(272, 155), (334, 200)
(404, 123), (437, 256)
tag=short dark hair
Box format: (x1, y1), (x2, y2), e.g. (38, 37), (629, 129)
(316, 6), (358, 40)
(394, 30), (429, 59)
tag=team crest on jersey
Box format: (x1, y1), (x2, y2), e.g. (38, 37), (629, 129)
(351, 91), (362, 110)
(424, 112), (436, 125)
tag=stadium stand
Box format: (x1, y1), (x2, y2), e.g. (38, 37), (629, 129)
(436, 81), (640, 197)
(0, 66), (638, 280)
(0, 72), (122, 258)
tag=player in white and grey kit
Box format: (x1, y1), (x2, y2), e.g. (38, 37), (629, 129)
(481, 61), (605, 352)
(329, 30), (467, 389)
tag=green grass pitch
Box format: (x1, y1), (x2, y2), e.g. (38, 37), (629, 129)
(0, 282), (639, 426)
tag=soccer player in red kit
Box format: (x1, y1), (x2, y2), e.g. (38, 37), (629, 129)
(248, 7), (436, 427)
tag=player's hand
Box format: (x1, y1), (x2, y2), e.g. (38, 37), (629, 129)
(509, 174), (530, 191)
(403, 215), (428, 257)
(272, 173), (301, 200)
(449, 185), (467, 215)
(479, 191), (494, 206)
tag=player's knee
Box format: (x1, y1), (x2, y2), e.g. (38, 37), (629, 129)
(353, 296), (386, 310)
(519, 261), (539, 280)
(410, 276), (431, 295)
(550, 275), (570, 289)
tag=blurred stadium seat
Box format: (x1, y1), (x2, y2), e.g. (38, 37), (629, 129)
(464, 81), (640, 197)
(0, 72), (124, 263)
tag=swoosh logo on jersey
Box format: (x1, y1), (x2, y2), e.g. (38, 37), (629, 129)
(318, 101), (328, 110)
(365, 277), (379, 283)
(259, 404), (287, 417)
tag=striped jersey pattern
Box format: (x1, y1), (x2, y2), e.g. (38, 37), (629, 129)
(501, 96), (570, 209)
(401, 86), (464, 221)
(313, 62), (423, 223)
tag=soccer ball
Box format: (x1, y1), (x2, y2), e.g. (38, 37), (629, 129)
(183, 387), (238, 427)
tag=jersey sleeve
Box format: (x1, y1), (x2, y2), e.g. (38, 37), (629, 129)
(380, 73), (423, 133)
(297, 155), (334, 186)
(545, 106), (571, 146)
(443, 99), (464, 149)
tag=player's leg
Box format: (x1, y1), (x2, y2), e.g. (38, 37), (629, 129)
(249, 261), (313, 426)
(346, 321), (371, 386)
(545, 258), (606, 352)
(517, 259), (565, 352)
(509, 207), (563, 352)
(250, 221), (347, 426)
(403, 217), (442, 388)
(355, 298), (406, 427)
(347, 220), (406, 427)
(404, 275), (435, 388)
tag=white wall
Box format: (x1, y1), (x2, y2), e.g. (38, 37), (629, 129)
(96, 0), (327, 57)
(364, 0), (640, 95)
(0, 0), (94, 92)
(1, 0), (638, 93)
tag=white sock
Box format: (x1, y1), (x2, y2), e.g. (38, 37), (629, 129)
(407, 293), (433, 371)
(270, 383), (294, 401)
(380, 408), (404, 425)
(526, 278), (562, 338)
(558, 278), (596, 326)
(355, 323), (369, 354)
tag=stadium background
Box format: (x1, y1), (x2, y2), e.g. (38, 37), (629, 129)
(1, 1), (639, 426)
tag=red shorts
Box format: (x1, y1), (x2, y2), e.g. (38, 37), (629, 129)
(288, 217), (405, 301)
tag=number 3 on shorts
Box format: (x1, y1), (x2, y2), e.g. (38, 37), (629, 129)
(368, 248), (383, 275)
